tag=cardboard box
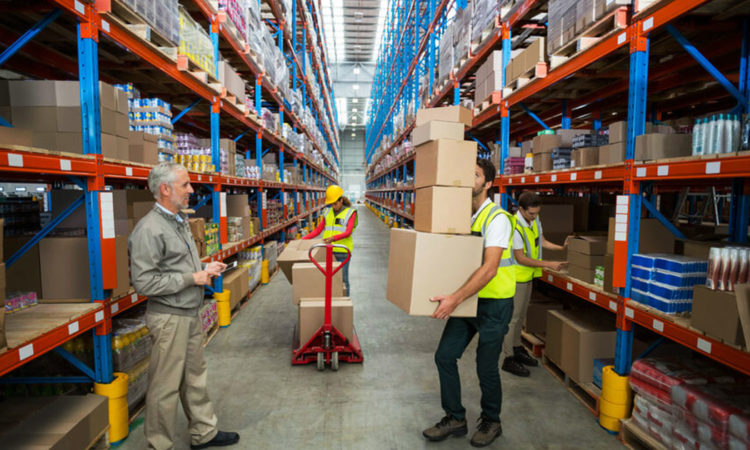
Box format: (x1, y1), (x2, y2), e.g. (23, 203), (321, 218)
(635, 133), (692, 161)
(7, 80), (81, 107)
(599, 142), (626, 165)
(50, 190), (127, 230)
(5, 236), (42, 295)
(223, 266), (250, 309)
(115, 88), (129, 114)
(608, 121), (627, 144)
(680, 240), (722, 260)
(524, 299), (564, 336)
(523, 37), (546, 71)
(607, 217), (676, 255)
(567, 251), (605, 269)
(412, 121), (465, 147)
(568, 235), (607, 255)
(226, 194), (250, 217)
(131, 201), (155, 225)
(101, 133), (119, 159)
(115, 112), (130, 138)
(112, 236), (130, 298)
(0, 125), (33, 147)
(386, 228), (482, 317)
(298, 298), (353, 347)
(603, 254), (616, 294)
(414, 186), (472, 234)
(10, 106), (80, 132)
(544, 197), (589, 232)
(567, 264), (595, 284)
(130, 141), (159, 165)
(277, 239), (325, 283)
(251, 217), (261, 236)
(533, 152), (552, 172)
(416, 106), (473, 127)
(521, 140), (533, 154)
(414, 139), (477, 189)
(56, 131), (84, 154)
(532, 134), (562, 154)
(116, 136), (129, 160)
(292, 262), (344, 305)
(557, 129), (593, 147)
(188, 218), (205, 242)
(574, 146), (599, 167)
(545, 310), (566, 367)
(691, 285), (745, 348)
(544, 232), (570, 261)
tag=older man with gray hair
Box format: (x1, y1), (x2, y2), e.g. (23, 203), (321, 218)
(129, 163), (239, 449)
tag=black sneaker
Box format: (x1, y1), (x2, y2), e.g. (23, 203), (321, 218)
(514, 346), (539, 367)
(470, 416), (502, 447)
(191, 431), (240, 449)
(502, 356), (530, 377)
(422, 415), (468, 441)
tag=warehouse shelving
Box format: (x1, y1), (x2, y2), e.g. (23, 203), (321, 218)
(0, 0), (338, 395)
(365, 0), (750, 378)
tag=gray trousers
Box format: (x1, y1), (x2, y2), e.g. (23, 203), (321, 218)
(502, 281), (533, 359)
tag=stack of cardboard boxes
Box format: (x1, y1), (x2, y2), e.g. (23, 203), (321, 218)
(473, 50), (504, 106)
(504, 37), (546, 92)
(566, 235), (607, 285)
(387, 106), (484, 318)
(189, 218), (207, 258)
(277, 239), (352, 348)
(531, 129), (591, 172)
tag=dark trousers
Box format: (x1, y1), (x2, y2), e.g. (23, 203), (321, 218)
(434, 297), (513, 422)
(333, 252), (350, 295)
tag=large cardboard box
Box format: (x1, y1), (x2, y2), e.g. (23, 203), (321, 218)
(414, 186), (472, 234)
(10, 106), (79, 132)
(607, 217), (676, 255)
(603, 254), (616, 294)
(562, 312), (617, 384)
(226, 194), (250, 217)
(635, 133), (692, 161)
(415, 139), (477, 189)
(567, 251), (605, 269)
(277, 239), (325, 283)
(691, 285), (745, 347)
(599, 142), (627, 165)
(573, 146), (599, 167)
(556, 129), (592, 147)
(223, 266), (250, 309)
(544, 197), (590, 232)
(545, 310), (566, 367)
(386, 228), (482, 317)
(7, 80), (81, 107)
(412, 121), (465, 147)
(132, 201), (155, 225)
(297, 297), (353, 347)
(5, 236), (42, 295)
(525, 298), (564, 336)
(541, 205), (575, 235)
(116, 136), (129, 160)
(0, 125), (33, 147)
(608, 121), (627, 144)
(416, 106), (473, 127)
(533, 152), (552, 172)
(568, 235), (607, 255)
(111, 235), (130, 298)
(567, 264), (595, 284)
(532, 134), (562, 154)
(50, 189), (127, 230)
(130, 139), (159, 165)
(292, 263), (344, 305)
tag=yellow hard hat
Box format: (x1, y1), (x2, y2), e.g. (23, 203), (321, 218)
(324, 185), (344, 205)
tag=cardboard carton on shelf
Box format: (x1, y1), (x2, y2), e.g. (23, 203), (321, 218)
(414, 139), (477, 189)
(635, 133), (692, 161)
(292, 262), (344, 305)
(297, 297), (353, 347)
(0, 262), (5, 351)
(566, 264), (596, 285)
(414, 186), (472, 234)
(532, 134), (561, 154)
(411, 121), (466, 147)
(598, 142), (627, 165)
(415, 106), (473, 128)
(606, 217), (676, 255)
(0, 125), (33, 147)
(386, 228), (482, 317)
(567, 235), (607, 256)
(226, 194), (251, 217)
(573, 146), (599, 167)
(691, 285), (746, 348)
(533, 152), (552, 172)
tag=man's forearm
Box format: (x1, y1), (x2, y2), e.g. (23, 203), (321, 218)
(515, 252), (548, 268)
(542, 237), (564, 251)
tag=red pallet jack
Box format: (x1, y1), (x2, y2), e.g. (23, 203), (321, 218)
(292, 243), (364, 370)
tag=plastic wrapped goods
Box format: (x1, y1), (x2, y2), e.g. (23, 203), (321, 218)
(708, 247), (721, 290)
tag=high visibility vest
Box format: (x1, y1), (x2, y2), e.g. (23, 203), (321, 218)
(472, 202), (516, 299)
(322, 207), (358, 253)
(514, 217), (543, 282)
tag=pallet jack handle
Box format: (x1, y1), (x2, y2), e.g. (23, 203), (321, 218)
(308, 244), (351, 347)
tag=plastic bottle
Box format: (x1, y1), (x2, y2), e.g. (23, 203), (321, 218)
(730, 114), (740, 152)
(742, 114), (750, 150)
(692, 118), (704, 155)
(716, 114), (727, 153)
(705, 115), (716, 154)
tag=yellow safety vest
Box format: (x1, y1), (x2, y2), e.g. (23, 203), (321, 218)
(514, 216), (543, 282)
(322, 207), (358, 253)
(472, 202), (516, 299)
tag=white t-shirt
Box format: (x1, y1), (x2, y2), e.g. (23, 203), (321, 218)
(472, 198), (511, 249)
(512, 211), (543, 252)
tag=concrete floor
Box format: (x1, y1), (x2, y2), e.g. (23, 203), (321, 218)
(121, 205), (620, 449)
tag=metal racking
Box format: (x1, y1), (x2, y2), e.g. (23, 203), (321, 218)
(364, 0), (750, 377)
(0, 0), (338, 392)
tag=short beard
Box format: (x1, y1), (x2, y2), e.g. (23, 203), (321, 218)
(472, 186), (484, 198)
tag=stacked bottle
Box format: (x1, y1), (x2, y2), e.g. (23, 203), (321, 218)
(692, 114), (742, 155)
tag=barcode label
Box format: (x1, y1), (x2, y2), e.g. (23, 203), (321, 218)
(95, 311), (104, 322)
(535, 176), (539, 182)
(589, 292), (597, 301)
(111, 303), (119, 314)
(220, 192), (227, 217)
(19, 344), (34, 360)
(101, 20), (110, 32)
(658, 165), (669, 176)
(636, 167), (647, 177)
(126, 167), (133, 176)
(609, 301), (617, 311)
(74, 0), (85, 14)
(551, 174), (557, 181)
(625, 308), (634, 319)
(131, 294), (138, 304)
(521, 177), (525, 183)
(570, 173), (577, 180)
(60, 160), (71, 171)
(653, 319), (664, 332)
(547, 275), (554, 282)
(618, 33), (627, 45)
(643, 17), (654, 31)
(8, 154), (23, 167)
(566, 282), (573, 291)
(68, 321), (79, 335)
(697, 338), (712, 354)
(595, 171), (602, 179)
(706, 162), (721, 174)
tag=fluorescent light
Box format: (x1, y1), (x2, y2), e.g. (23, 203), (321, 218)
(352, 98), (358, 103)
(352, 108), (358, 112)
(353, 67), (360, 75)
(352, 84), (360, 90)
(36, 186), (46, 192)
(351, 133), (356, 137)
(15, 187), (26, 192)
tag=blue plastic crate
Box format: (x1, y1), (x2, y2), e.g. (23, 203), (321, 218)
(653, 255), (708, 274)
(632, 267), (653, 281)
(631, 288), (650, 305)
(653, 270), (707, 288)
(647, 295), (692, 314)
(648, 281), (694, 300)
(632, 254), (657, 269)
(632, 277), (650, 293)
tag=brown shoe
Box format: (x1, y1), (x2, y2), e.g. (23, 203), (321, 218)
(422, 415), (468, 442)
(470, 416), (502, 447)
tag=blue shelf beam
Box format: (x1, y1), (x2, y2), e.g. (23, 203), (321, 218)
(0, 8), (61, 67)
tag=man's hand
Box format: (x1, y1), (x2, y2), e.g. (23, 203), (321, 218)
(205, 261), (227, 277)
(563, 236), (571, 248)
(323, 237), (335, 244)
(546, 261), (568, 271)
(430, 294), (461, 319)
(193, 271), (213, 286)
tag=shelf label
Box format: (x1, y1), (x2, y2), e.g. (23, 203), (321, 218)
(566, 282), (573, 291)
(95, 311), (104, 322)
(652, 319), (664, 332)
(126, 167), (133, 176)
(616, 214), (628, 223)
(551, 174), (557, 182)
(643, 17), (654, 31)
(706, 161), (721, 174)
(625, 307), (634, 319)
(220, 192), (227, 217)
(198, 175), (203, 181)
(521, 177), (525, 183)
(616, 204), (628, 214)
(60, 159), (71, 171)
(594, 170), (602, 180)
(658, 165), (669, 176)
(609, 301), (618, 311)
(131, 294), (138, 304)
(8, 153), (23, 167)
(615, 222), (628, 234)
(68, 321), (79, 335)
(535, 176), (539, 182)
(617, 195), (629, 205)
(100, 192), (115, 239)
(547, 275), (554, 282)
(508, 178), (513, 184)
(101, 20), (110, 33)
(111, 303), (119, 314)
(697, 338), (712, 354)
(570, 173), (577, 181)
(589, 292), (597, 302)
(74, 0), (85, 14)
(617, 33), (627, 45)
(636, 167), (647, 177)
(19, 344), (34, 361)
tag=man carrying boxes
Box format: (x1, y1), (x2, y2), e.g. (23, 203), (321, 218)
(501, 192), (568, 378)
(423, 158), (515, 448)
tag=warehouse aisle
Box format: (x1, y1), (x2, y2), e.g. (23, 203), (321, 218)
(122, 205), (619, 449)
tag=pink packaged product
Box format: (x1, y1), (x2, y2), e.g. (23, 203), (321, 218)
(729, 435), (750, 450)
(730, 413), (750, 444)
(671, 383), (750, 438)
(630, 358), (712, 397)
(5, 291), (38, 313)
(676, 408), (733, 449)
(709, 247), (750, 291)
(631, 375), (674, 406)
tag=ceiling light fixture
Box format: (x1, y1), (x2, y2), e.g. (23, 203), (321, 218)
(352, 84), (360, 90)
(353, 67), (360, 75)
(352, 98), (358, 103)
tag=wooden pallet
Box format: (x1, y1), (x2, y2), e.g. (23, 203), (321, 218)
(470, 17), (499, 54)
(103, 12), (177, 63)
(502, 61), (548, 97)
(543, 355), (602, 416)
(620, 418), (669, 450)
(474, 90), (502, 115)
(202, 321), (219, 347)
(177, 54), (222, 93)
(521, 330), (545, 357)
(549, 7), (630, 69)
(109, 0), (178, 47)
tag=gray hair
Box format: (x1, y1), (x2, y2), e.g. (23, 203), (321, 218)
(148, 163), (187, 200)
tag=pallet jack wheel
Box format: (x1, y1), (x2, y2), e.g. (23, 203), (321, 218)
(317, 352), (325, 371)
(331, 352), (339, 371)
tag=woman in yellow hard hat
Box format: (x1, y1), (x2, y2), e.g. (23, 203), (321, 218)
(302, 185), (358, 295)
